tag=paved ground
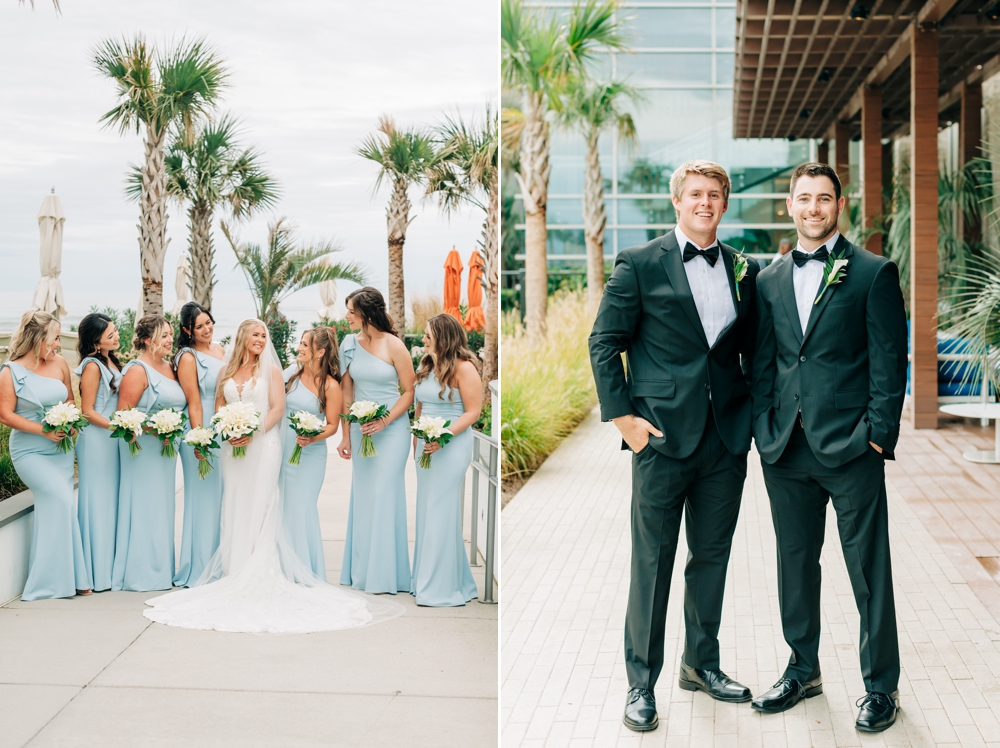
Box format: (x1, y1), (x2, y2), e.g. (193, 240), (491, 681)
(0, 445), (498, 748)
(502, 407), (1000, 747)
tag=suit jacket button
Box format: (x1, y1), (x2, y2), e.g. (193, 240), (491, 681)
(704, 384), (710, 390)
(794, 393), (800, 400)
(799, 355), (807, 363)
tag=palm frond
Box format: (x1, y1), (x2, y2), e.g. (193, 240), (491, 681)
(357, 114), (437, 196)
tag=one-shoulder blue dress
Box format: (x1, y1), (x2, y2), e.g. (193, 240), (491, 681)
(74, 357), (122, 592)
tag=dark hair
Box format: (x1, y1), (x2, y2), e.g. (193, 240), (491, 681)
(133, 314), (170, 352)
(345, 286), (397, 336)
(286, 327), (341, 413)
(177, 302), (215, 349)
(76, 313), (123, 391)
(789, 162), (842, 202)
(415, 314), (480, 401)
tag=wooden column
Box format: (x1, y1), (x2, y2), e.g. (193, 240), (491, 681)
(817, 140), (829, 165)
(834, 121), (851, 186)
(960, 81), (982, 246)
(861, 87), (883, 254)
(910, 24), (939, 429)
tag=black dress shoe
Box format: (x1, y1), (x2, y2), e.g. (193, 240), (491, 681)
(678, 661), (752, 702)
(856, 691), (898, 732)
(623, 688), (658, 732)
(751, 676), (823, 714)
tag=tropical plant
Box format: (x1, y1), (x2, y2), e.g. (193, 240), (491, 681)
(19, 0), (59, 10)
(92, 36), (228, 315)
(426, 105), (500, 403)
(356, 115), (437, 340)
(558, 79), (642, 308)
(502, 0), (629, 339)
(128, 115), (279, 310)
(1, 424), (27, 502)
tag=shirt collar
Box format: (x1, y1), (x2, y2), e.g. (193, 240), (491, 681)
(794, 230), (840, 257)
(674, 225), (719, 252)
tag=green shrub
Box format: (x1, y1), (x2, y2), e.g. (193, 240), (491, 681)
(0, 424), (26, 501)
(476, 400), (492, 437)
(313, 317), (352, 344)
(266, 313), (298, 369)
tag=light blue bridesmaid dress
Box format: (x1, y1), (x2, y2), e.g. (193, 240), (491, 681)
(111, 360), (187, 592)
(339, 334), (411, 594)
(410, 373), (478, 606)
(279, 371), (327, 580)
(74, 357), (122, 592)
(173, 348), (225, 587)
(0, 361), (91, 600)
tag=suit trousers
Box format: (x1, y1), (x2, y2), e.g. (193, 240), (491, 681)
(625, 408), (747, 690)
(761, 422), (900, 694)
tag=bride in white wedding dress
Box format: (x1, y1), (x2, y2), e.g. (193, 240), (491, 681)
(144, 320), (403, 633)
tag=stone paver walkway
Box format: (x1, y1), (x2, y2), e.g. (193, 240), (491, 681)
(0, 445), (498, 748)
(501, 408), (1000, 747)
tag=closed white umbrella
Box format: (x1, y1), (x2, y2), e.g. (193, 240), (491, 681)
(317, 260), (339, 320)
(32, 190), (68, 319)
(171, 253), (192, 316)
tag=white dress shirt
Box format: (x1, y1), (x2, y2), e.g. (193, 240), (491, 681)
(791, 231), (840, 335)
(674, 226), (736, 348)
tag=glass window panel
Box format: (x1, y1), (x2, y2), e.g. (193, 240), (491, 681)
(625, 8), (713, 48)
(721, 196), (793, 225)
(546, 198), (584, 225)
(617, 53), (713, 86)
(616, 197), (676, 226)
(547, 229), (585, 257)
(715, 8), (736, 49)
(717, 228), (797, 258)
(617, 228), (669, 249)
(716, 53), (734, 85)
(547, 131), (614, 194)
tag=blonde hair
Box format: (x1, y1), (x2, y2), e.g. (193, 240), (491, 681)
(669, 159), (731, 203)
(217, 319), (267, 394)
(133, 314), (170, 354)
(415, 314), (480, 402)
(8, 310), (59, 361)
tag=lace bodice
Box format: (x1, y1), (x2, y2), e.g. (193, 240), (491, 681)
(223, 376), (269, 411)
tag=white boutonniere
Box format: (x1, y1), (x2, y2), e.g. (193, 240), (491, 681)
(814, 252), (848, 305)
(733, 251), (749, 301)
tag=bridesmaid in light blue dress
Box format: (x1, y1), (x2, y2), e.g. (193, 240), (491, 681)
(112, 315), (187, 592)
(280, 327), (344, 580)
(173, 303), (226, 587)
(0, 310), (91, 600)
(75, 313), (124, 592)
(410, 314), (482, 606)
(337, 287), (415, 594)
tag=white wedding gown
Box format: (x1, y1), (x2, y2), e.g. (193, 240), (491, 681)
(144, 374), (402, 633)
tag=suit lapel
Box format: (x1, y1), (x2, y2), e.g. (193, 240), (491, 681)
(658, 232), (710, 349)
(775, 252), (803, 346)
(802, 235), (855, 346)
(709, 243), (742, 347)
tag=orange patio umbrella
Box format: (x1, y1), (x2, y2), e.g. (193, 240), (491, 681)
(443, 247), (464, 322)
(465, 249), (486, 331)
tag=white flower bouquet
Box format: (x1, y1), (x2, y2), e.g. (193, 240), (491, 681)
(341, 400), (390, 457)
(287, 410), (326, 465)
(410, 414), (454, 469)
(183, 426), (220, 479)
(144, 408), (188, 458)
(212, 401), (260, 458)
(109, 408), (147, 457)
(41, 402), (88, 453)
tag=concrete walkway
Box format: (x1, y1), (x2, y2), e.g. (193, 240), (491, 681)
(502, 408), (1000, 747)
(0, 446), (498, 748)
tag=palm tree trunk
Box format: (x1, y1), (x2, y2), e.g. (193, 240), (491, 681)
(139, 125), (170, 315)
(386, 178), (411, 339)
(582, 131), (607, 311)
(188, 203), (215, 309)
(520, 91), (550, 341)
(481, 171), (500, 407)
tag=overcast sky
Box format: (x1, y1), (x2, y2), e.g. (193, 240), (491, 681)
(0, 0), (497, 332)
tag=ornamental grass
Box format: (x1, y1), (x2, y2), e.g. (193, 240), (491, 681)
(0, 424), (26, 501)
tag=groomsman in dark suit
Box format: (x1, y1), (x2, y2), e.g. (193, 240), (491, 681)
(589, 160), (760, 732)
(750, 163), (907, 732)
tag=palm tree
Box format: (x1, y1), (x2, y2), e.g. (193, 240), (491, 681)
(356, 115), (437, 339)
(502, 0), (628, 339)
(426, 106), (500, 404)
(93, 36), (228, 315)
(559, 79), (641, 308)
(128, 115), (280, 310)
(19, 0), (60, 10)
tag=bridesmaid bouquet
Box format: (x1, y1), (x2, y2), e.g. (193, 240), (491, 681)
(341, 400), (390, 458)
(410, 415), (454, 469)
(212, 402), (260, 458)
(287, 411), (325, 465)
(109, 408), (147, 457)
(145, 408), (188, 458)
(41, 402), (89, 453)
(183, 427), (220, 479)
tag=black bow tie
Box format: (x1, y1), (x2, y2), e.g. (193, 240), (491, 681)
(792, 246), (829, 268)
(682, 242), (719, 267)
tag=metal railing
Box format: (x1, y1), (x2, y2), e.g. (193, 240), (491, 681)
(469, 430), (499, 605)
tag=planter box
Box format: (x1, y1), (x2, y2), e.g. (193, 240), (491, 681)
(0, 489), (33, 604)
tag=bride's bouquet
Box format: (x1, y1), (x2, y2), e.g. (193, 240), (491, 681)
(41, 402), (89, 453)
(212, 401), (260, 458)
(183, 426), (220, 478)
(145, 408), (188, 458)
(109, 408), (147, 457)
(341, 400), (390, 458)
(410, 415), (454, 469)
(287, 411), (325, 465)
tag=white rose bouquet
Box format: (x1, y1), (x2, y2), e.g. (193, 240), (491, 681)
(410, 414), (454, 469)
(109, 408), (147, 457)
(41, 402), (88, 453)
(183, 426), (220, 479)
(144, 408), (188, 458)
(212, 401), (260, 458)
(341, 400), (390, 457)
(287, 411), (326, 465)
